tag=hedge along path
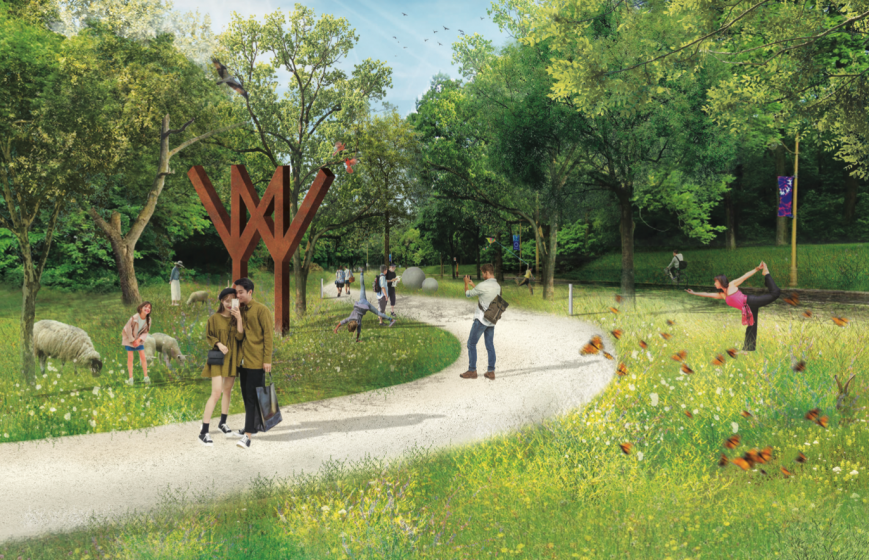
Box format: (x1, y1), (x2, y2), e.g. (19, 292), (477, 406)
(0, 286), (615, 544)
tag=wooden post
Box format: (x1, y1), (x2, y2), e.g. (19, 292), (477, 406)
(569, 284), (573, 316)
(789, 133), (800, 287)
(320, 278), (323, 299)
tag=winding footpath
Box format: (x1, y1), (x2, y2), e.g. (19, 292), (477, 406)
(0, 287), (615, 544)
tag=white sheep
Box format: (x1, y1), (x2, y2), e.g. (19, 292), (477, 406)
(186, 290), (209, 305)
(33, 320), (103, 377)
(144, 333), (187, 368)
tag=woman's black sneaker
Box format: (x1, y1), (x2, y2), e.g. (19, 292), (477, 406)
(198, 433), (214, 446)
(217, 424), (235, 438)
(236, 435), (251, 450)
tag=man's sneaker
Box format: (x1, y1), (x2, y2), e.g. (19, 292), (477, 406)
(390, 312), (396, 317)
(484, 370), (495, 380)
(143, 376), (151, 384)
(388, 319), (396, 327)
(198, 433), (213, 446)
(125, 378), (134, 386)
(460, 370), (478, 379)
(218, 424), (235, 438)
(236, 435), (251, 450)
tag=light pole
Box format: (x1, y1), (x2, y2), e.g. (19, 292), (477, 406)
(789, 133), (800, 287)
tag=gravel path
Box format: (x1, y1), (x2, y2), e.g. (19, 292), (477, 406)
(0, 287), (615, 544)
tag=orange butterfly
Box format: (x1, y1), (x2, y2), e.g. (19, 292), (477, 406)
(792, 361), (806, 372)
(832, 316), (849, 327)
(602, 352), (615, 361)
(731, 457), (751, 471)
(757, 446), (773, 464)
(781, 467), (793, 478)
(795, 452), (807, 464)
(660, 332), (673, 341)
(804, 408), (821, 422)
(619, 443), (633, 454)
(614, 294), (623, 304)
(684, 410), (694, 419)
(616, 362), (628, 376)
(712, 354), (726, 366)
(815, 415), (829, 428)
(783, 292), (800, 306)
(741, 410), (753, 418)
(718, 453), (729, 467)
(743, 449), (761, 467)
(681, 363), (694, 375)
(666, 319), (676, 326)
(802, 310), (813, 318)
(332, 141), (346, 155)
(724, 435), (741, 449)
(611, 329), (623, 340)
(580, 335), (604, 356)
(726, 348), (738, 359)
(638, 340), (648, 350)
(344, 157), (359, 173)
(671, 351), (687, 362)
(609, 307), (620, 314)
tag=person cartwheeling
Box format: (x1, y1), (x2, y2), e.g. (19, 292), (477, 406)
(333, 272), (396, 342)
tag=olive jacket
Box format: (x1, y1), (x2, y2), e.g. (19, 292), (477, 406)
(238, 299), (274, 370)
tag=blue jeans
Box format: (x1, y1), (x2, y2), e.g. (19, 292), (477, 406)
(467, 319), (495, 372)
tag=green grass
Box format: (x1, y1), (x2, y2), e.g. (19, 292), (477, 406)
(5, 270), (869, 560)
(0, 271), (460, 443)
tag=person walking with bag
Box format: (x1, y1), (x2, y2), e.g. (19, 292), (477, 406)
(461, 263), (501, 381)
(122, 301), (152, 386)
(170, 261), (184, 305)
(335, 265), (345, 298)
(376, 265), (390, 325)
(664, 251), (684, 283)
(198, 288), (245, 446)
(231, 278), (274, 450)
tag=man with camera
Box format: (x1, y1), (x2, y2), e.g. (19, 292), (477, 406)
(461, 264), (500, 381)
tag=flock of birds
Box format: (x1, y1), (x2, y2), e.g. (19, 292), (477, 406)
(578, 291), (855, 479)
(390, 12), (486, 56)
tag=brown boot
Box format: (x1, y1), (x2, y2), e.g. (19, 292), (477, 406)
(460, 369), (478, 379)
(484, 370), (495, 380)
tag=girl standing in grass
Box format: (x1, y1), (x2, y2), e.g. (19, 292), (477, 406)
(685, 261), (781, 352)
(122, 301), (152, 386)
(198, 288), (245, 446)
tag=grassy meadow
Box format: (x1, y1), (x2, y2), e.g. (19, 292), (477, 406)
(4, 249), (869, 559)
(0, 271), (460, 443)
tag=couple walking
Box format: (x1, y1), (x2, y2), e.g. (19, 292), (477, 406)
(198, 278), (274, 450)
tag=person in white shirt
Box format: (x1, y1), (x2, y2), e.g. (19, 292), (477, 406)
(461, 263), (500, 380)
(665, 251), (684, 283)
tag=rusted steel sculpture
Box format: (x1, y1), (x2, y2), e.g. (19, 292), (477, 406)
(188, 165), (335, 334)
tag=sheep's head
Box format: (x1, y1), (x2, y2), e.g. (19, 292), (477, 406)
(90, 357), (103, 377)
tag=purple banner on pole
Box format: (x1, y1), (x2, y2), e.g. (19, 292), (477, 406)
(513, 234), (520, 252)
(778, 176), (794, 218)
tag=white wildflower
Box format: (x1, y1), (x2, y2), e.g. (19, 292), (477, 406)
(64, 413), (71, 421)
(650, 393), (659, 407)
(731, 422), (739, 433)
(714, 415), (720, 420)
(664, 406), (670, 412)
(339, 509), (347, 515)
(49, 407), (56, 412)
(637, 451), (644, 461)
(35, 384), (42, 390)
(29, 410), (35, 416)
(628, 384), (635, 391)
(833, 467), (842, 473)
(92, 386), (100, 395)
(321, 505), (330, 512)
(850, 470), (859, 476)
(716, 387), (722, 395)
(851, 493), (860, 499)
(89, 420), (96, 428)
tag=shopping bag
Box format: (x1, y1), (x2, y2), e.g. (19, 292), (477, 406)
(256, 372), (283, 432)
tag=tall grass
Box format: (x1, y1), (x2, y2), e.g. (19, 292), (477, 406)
(0, 272), (460, 443)
(6, 272), (869, 559)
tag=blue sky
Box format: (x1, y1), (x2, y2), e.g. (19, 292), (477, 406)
(171, 0), (514, 116)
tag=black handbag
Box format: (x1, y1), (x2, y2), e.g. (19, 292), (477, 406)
(256, 372), (283, 432)
(207, 344), (225, 366)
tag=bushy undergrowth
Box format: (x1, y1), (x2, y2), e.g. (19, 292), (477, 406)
(0, 272), (460, 443)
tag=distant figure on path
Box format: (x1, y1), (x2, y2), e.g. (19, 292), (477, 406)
(386, 263), (399, 316)
(376, 264), (390, 325)
(335, 265), (346, 298)
(517, 266), (534, 295)
(461, 263), (500, 380)
(664, 251), (683, 283)
(122, 301), (152, 385)
(685, 261), (781, 352)
(333, 271), (396, 342)
(170, 261), (184, 305)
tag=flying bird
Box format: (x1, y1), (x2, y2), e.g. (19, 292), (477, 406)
(433, 30), (438, 33)
(424, 38), (428, 42)
(402, 12), (407, 15)
(393, 36), (397, 39)
(438, 42), (442, 46)
(211, 58), (248, 98)
(458, 29), (465, 34)
(403, 46), (407, 49)
(480, 16), (484, 19)
(443, 26), (449, 30)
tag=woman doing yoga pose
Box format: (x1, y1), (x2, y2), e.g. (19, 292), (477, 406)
(685, 261), (781, 352)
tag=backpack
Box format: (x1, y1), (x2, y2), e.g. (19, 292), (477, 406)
(479, 292), (509, 325)
(374, 274), (383, 295)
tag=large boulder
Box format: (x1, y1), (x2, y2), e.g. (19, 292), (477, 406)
(421, 278), (439, 292)
(402, 267), (426, 290)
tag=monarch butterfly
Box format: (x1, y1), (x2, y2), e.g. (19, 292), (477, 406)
(741, 410), (753, 418)
(666, 319), (676, 326)
(781, 467), (793, 478)
(795, 452), (807, 464)
(684, 410), (694, 418)
(671, 351), (687, 362)
(581, 335), (604, 356)
(615, 294), (623, 303)
(712, 354), (726, 366)
(616, 362), (628, 376)
(619, 442), (633, 454)
(815, 415), (829, 428)
(718, 453), (729, 467)
(731, 457), (751, 471)
(805, 408), (821, 422)
(609, 307), (620, 314)
(792, 361), (807, 372)
(611, 329), (624, 340)
(832, 316), (849, 327)
(724, 435), (741, 449)
(639, 340), (648, 350)
(681, 363), (694, 375)
(726, 348), (738, 359)
(802, 310), (813, 318)
(660, 332), (673, 341)
(757, 446), (773, 464)
(602, 352), (615, 361)
(743, 449), (761, 467)
(783, 292), (800, 306)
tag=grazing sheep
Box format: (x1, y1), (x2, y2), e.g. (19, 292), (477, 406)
(144, 333), (187, 368)
(33, 320), (103, 377)
(186, 290), (209, 305)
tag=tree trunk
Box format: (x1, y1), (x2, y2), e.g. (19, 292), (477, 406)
(725, 164), (741, 250)
(617, 187), (636, 300)
(292, 249), (307, 318)
(384, 210), (390, 266)
(542, 217), (558, 300)
(844, 172), (859, 224)
(20, 248), (40, 386)
(774, 144), (789, 246)
(494, 231), (504, 282)
(476, 227), (481, 280)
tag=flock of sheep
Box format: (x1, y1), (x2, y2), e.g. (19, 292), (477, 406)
(32, 290), (211, 377)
